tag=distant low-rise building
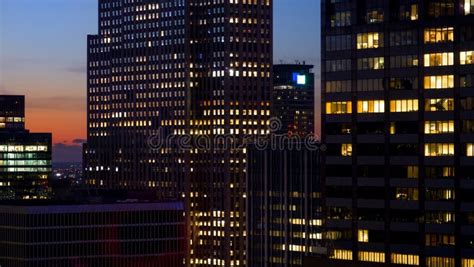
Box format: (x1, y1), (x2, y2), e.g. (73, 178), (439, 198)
(0, 200), (185, 267)
(0, 95), (52, 200)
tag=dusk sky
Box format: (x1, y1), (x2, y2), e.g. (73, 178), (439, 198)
(0, 0), (320, 162)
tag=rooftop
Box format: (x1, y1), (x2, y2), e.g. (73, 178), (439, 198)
(0, 200), (184, 214)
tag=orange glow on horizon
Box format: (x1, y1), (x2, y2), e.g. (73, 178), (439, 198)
(26, 107), (86, 145)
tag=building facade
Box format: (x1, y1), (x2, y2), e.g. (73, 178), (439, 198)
(247, 143), (322, 267)
(0, 95), (25, 130)
(322, 1), (474, 267)
(84, 0), (273, 266)
(0, 201), (185, 267)
(0, 95), (52, 200)
(273, 64), (315, 136)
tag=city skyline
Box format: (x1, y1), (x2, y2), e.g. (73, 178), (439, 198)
(0, 0), (321, 163)
(1, 1), (474, 267)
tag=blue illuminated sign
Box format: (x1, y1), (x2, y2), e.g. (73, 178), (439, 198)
(293, 72), (306, 85)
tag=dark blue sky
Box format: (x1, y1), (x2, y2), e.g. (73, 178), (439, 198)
(0, 0), (321, 161)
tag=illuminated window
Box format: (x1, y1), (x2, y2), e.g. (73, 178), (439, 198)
(289, 218), (305, 225)
(426, 257), (455, 267)
(426, 166), (455, 179)
(341, 144), (352, 157)
(331, 249), (353, 261)
(289, 244), (306, 252)
(461, 51), (474, 65)
(426, 188), (455, 201)
(410, 4), (418, 20)
(426, 211), (455, 224)
(358, 229), (369, 242)
(326, 102), (352, 114)
(357, 32), (383, 49)
(425, 98), (454, 112)
(424, 27), (454, 43)
(462, 259), (474, 267)
(424, 121), (455, 134)
(464, 0), (474, 15)
(25, 146), (39, 152)
(366, 9), (384, 24)
(325, 230), (345, 240)
(390, 99), (419, 112)
(407, 166), (419, 179)
(467, 144), (474, 156)
(424, 75), (454, 89)
(359, 251), (385, 263)
(424, 52), (454, 67)
(8, 145), (24, 152)
(399, 4), (418, 20)
(357, 57), (384, 70)
(425, 143), (455, 157)
(425, 234), (455, 247)
(391, 253), (419, 266)
(357, 100), (385, 113)
(395, 188), (419, 200)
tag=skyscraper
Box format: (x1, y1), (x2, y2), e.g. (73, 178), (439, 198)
(84, 0), (273, 265)
(322, 1), (474, 266)
(0, 95), (52, 200)
(247, 143), (322, 267)
(247, 63), (319, 267)
(273, 64), (315, 136)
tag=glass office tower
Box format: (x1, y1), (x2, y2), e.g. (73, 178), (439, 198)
(322, 1), (474, 266)
(84, 1), (273, 265)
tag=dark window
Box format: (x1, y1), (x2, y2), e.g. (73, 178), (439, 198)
(427, 0), (455, 18)
(357, 122), (385, 134)
(357, 166), (385, 178)
(326, 123), (352, 135)
(390, 77), (418, 90)
(358, 186), (386, 199)
(390, 144), (418, 156)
